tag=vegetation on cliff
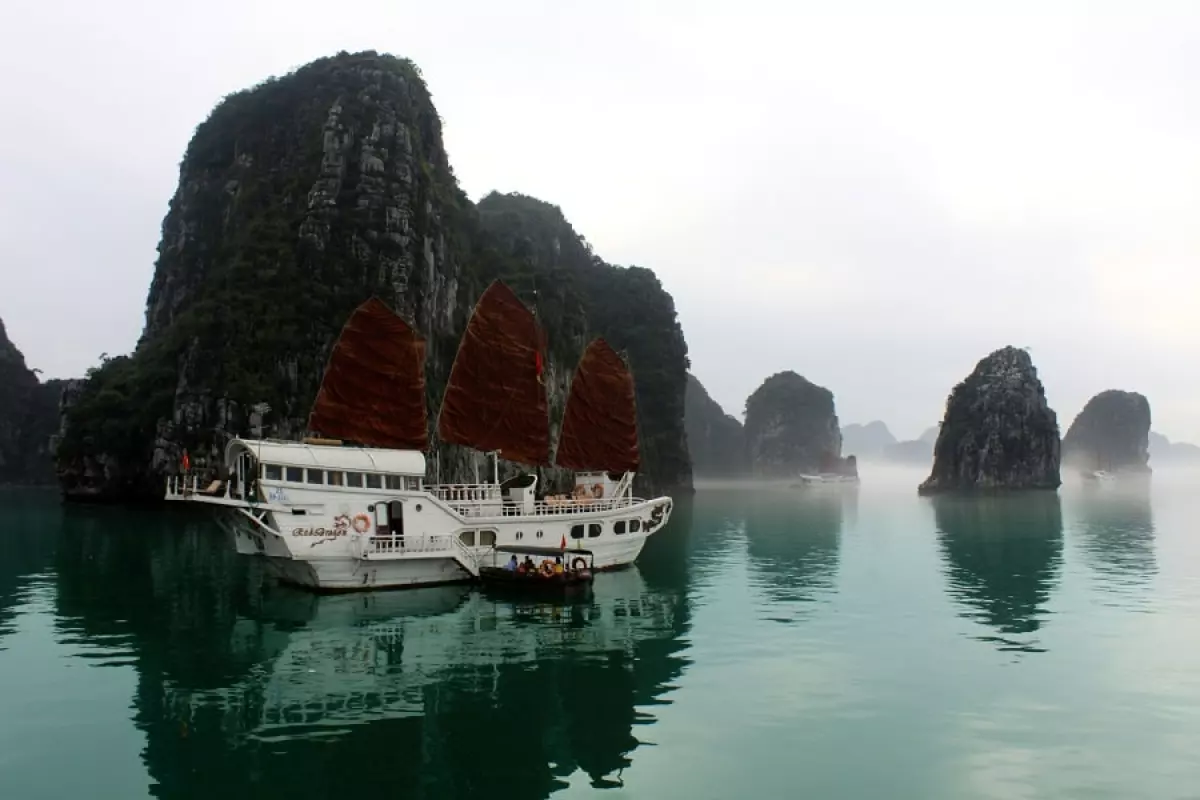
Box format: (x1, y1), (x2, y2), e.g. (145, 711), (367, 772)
(56, 51), (692, 500)
(743, 371), (850, 477)
(0, 319), (64, 485)
(919, 347), (1061, 495)
(684, 373), (746, 476)
(1062, 390), (1152, 473)
(475, 191), (692, 493)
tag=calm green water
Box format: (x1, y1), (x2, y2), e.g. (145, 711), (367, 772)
(2, 472), (1199, 799)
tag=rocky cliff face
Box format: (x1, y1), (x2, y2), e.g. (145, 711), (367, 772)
(684, 373), (746, 476)
(476, 192), (692, 494)
(1062, 390), (1151, 473)
(919, 347), (1061, 495)
(0, 319), (65, 485)
(744, 371), (853, 477)
(56, 52), (692, 501)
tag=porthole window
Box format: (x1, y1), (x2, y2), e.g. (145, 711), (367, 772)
(587, 523), (602, 538)
(629, 519), (641, 533)
(614, 520), (627, 535)
(570, 524), (584, 540)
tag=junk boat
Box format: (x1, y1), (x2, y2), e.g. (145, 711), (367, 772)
(165, 281), (673, 592)
(479, 543), (595, 591)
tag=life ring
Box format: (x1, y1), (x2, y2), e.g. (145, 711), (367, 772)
(591, 483), (604, 498)
(352, 513), (371, 534)
(571, 557), (588, 572)
(540, 561), (555, 577)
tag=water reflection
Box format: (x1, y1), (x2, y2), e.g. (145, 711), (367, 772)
(744, 486), (850, 615)
(932, 492), (1064, 653)
(0, 490), (61, 648)
(49, 501), (694, 799)
(1069, 485), (1156, 600)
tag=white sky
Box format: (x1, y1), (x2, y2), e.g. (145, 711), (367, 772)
(2, 1), (1198, 442)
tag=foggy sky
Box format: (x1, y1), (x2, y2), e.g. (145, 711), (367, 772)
(2, 1), (1199, 442)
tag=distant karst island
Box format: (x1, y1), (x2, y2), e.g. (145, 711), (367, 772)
(1062, 390), (1152, 476)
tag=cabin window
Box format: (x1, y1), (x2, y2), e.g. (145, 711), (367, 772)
(365, 473), (382, 489)
(459, 530), (476, 547)
(479, 529), (497, 546)
(345, 472), (364, 488)
(327, 471), (344, 487)
(587, 523), (602, 538)
(306, 469), (324, 485)
(629, 519), (641, 533)
(614, 520), (627, 535)
(263, 464), (282, 481)
(285, 467), (303, 483)
(570, 524), (585, 540)
(385, 475), (404, 490)
(405, 476), (422, 490)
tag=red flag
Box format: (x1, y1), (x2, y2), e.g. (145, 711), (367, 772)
(559, 533), (566, 550)
(535, 349), (544, 377)
(181, 450), (190, 472)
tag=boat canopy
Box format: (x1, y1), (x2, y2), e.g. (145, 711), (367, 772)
(226, 438), (426, 476)
(490, 544), (594, 558)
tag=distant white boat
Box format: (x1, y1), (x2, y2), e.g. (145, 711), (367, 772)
(1081, 469), (1116, 484)
(792, 473), (859, 487)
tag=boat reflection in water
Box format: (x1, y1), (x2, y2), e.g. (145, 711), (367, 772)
(151, 565), (688, 796)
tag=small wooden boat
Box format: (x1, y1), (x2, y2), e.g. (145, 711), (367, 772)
(478, 544), (596, 592)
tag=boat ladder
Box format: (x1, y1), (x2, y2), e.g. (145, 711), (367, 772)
(451, 535), (480, 578)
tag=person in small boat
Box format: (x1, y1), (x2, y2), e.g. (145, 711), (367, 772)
(522, 555), (536, 574)
(504, 555), (518, 571)
(553, 555), (564, 575)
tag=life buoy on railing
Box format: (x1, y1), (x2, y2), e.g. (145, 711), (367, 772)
(352, 514), (371, 534)
(591, 483), (604, 498)
(540, 561), (555, 577)
(571, 557), (588, 572)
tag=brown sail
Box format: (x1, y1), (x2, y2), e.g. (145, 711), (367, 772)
(307, 297), (428, 450)
(555, 338), (640, 473)
(436, 280), (550, 465)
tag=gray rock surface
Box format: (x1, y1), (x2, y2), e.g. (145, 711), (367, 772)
(919, 347), (1061, 494)
(1062, 390), (1151, 473)
(744, 371), (854, 477)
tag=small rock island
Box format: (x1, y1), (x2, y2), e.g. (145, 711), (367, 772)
(918, 346), (1061, 495)
(744, 371), (856, 478)
(1062, 390), (1152, 474)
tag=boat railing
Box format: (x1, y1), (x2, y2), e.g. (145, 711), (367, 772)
(355, 533), (459, 558)
(431, 484), (503, 503)
(444, 494), (647, 519)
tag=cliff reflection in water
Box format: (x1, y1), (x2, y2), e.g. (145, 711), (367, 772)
(51, 503), (694, 799)
(932, 492), (1064, 653)
(1069, 485), (1155, 599)
(0, 490), (60, 649)
(744, 486), (852, 612)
